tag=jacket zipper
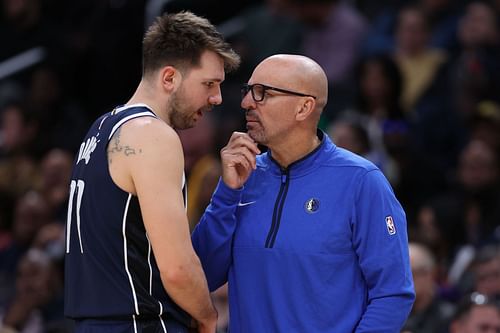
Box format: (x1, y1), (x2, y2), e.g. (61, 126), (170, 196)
(265, 168), (290, 248)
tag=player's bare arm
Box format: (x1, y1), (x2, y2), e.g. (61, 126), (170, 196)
(108, 118), (217, 331)
(107, 127), (142, 166)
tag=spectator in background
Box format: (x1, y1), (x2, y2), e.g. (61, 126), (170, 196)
(0, 248), (70, 333)
(390, 4), (464, 174)
(449, 1), (500, 120)
(337, 54), (405, 181)
(216, 0), (368, 120)
(403, 242), (455, 333)
(470, 245), (500, 302)
(393, 5), (448, 113)
(37, 148), (73, 222)
(328, 119), (371, 157)
(0, 191), (52, 308)
(0, 101), (40, 200)
(25, 63), (88, 155)
(363, 0), (460, 56)
(338, 54), (446, 218)
(280, 0), (368, 86)
(0, 0), (61, 63)
(468, 100), (500, 157)
(416, 139), (500, 264)
(456, 140), (500, 245)
(449, 292), (500, 333)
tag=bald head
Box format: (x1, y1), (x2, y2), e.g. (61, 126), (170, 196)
(254, 54), (328, 112)
(409, 242), (435, 272)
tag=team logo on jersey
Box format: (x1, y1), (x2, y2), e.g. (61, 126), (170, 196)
(386, 216), (396, 235)
(77, 135), (100, 165)
(304, 198), (320, 214)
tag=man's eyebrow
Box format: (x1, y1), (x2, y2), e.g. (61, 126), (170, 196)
(204, 78), (224, 82)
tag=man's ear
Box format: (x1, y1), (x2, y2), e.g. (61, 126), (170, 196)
(295, 97), (315, 121)
(160, 66), (181, 92)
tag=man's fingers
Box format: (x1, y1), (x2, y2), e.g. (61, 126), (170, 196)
(227, 132), (260, 155)
(224, 151), (254, 170)
(222, 146), (257, 169)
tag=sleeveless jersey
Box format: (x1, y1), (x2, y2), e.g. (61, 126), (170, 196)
(64, 104), (190, 327)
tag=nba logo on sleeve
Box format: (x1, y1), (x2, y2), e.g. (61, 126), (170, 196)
(385, 216), (396, 235)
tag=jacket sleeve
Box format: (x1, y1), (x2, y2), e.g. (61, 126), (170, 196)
(191, 178), (242, 291)
(352, 169), (415, 332)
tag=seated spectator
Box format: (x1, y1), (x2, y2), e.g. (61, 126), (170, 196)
(471, 244), (500, 302)
(468, 101), (500, 157)
(0, 248), (71, 333)
(403, 242), (455, 333)
(0, 101), (40, 199)
(416, 139), (500, 257)
(449, 292), (500, 333)
(363, 0), (460, 55)
(37, 149), (73, 222)
(336, 54), (405, 182)
(393, 6), (448, 113)
(449, 1), (500, 119)
(0, 191), (52, 308)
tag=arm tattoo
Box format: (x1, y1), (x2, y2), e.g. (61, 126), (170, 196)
(108, 127), (142, 164)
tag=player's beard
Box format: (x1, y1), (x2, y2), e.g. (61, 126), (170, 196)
(168, 87), (197, 130)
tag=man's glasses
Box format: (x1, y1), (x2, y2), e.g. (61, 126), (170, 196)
(241, 83), (317, 102)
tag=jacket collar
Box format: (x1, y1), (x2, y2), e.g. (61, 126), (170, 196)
(262, 129), (336, 177)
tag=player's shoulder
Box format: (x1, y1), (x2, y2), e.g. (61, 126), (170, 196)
(120, 116), (180, 145)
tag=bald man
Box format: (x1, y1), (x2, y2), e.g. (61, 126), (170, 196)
(192, 54), (415, 332)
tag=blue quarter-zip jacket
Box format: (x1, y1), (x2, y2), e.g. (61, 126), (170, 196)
(192, 131), (415, 332)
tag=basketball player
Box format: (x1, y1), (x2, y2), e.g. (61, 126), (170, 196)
(64, 12), (253, 333)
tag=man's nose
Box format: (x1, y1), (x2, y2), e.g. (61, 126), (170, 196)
(241, 90), (255, 109)
(209, 86), (222, 105)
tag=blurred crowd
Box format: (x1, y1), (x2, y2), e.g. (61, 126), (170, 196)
(0, 0), (499, 332)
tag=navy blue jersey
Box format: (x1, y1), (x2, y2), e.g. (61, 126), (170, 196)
(64, 104), (190, 327)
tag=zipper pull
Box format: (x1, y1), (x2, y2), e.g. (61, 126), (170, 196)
(281, 168), (288, 183)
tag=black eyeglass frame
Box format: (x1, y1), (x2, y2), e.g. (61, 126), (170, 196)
(241, 83), (317, 102)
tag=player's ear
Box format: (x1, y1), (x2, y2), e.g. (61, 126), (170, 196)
(160, 66), (182, 92)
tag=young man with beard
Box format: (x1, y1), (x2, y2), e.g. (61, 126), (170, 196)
(64, 12), (254, 333)
(193, 54), (415, 332)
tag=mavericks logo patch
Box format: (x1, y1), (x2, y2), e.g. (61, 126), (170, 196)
(304, 198), (320, 214)
(385, 216), (396, 235)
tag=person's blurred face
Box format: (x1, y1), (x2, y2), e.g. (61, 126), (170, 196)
(459, 2), (498, 48)
(396, 9), (429, 55)
(40, 149), (73, 208)
(13, 192), (51, 245)
(360, 61), (391, 106)
(41, 149), (73, 189)
(409, 245), (436, 303)
(1, 106), (25, 152)
(454, 306), (500, 333)
(475, 259), (500, 298)
(168, 50), (224, 130)
(16, 250), (55, 306)
(422, 0), (450, 12)
(458, 140), (498, 191)
(329, 122), (366, 156)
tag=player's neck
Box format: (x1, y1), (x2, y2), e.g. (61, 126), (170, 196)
(126, 81), (171, 125)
